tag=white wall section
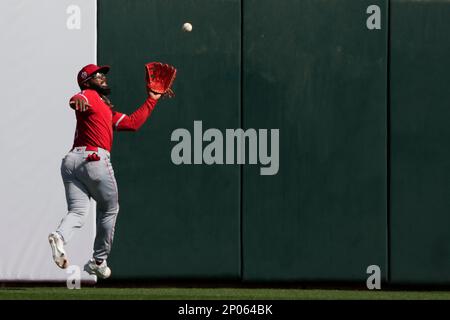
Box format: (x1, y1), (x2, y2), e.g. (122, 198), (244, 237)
(0, 0), (97, 282)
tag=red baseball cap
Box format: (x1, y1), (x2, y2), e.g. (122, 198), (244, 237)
(77, 64), (110, 86)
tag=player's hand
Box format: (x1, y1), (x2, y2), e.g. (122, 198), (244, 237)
(69, 99), (91, 112)
(148, 89), (162, 101)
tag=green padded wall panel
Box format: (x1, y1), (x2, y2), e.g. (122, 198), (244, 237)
(390, 0), (450, 285)
(98, 0), (241, 279)
(242, 0), (388, 282)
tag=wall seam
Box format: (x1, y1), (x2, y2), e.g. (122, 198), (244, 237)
(386, 0), (392, 285)
(239, 0), (244, 282)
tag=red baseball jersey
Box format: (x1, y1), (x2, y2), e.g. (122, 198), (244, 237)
(69, 89), (158, 152)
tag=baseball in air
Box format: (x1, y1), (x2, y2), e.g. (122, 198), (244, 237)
(182, 22), (193, 32)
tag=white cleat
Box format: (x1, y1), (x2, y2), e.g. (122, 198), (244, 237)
(48, 232), (68, 269)
(84, 259), (111, 279)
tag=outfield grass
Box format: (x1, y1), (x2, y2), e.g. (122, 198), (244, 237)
(1, 287), (450, 300)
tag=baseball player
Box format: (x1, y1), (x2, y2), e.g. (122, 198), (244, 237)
(48, 63), (175, 279)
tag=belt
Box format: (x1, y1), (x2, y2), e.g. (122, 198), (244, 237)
(72, 146), (99, 152)
(71, 146), (111, 161)
(72, 146), (110, 157)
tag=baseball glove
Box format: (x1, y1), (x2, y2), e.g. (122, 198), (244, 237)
(145, 62), (177, 98)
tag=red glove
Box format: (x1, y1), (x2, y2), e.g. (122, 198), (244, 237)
(145, 62), (177, 98)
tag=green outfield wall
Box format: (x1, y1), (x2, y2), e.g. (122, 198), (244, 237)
(242, 0), (388, 282)
(98, 0), (241, 279)
(390, 0), (450, 285)
(98, 0), (450, 284)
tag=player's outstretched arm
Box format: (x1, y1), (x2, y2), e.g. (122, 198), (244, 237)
(112, 90), (162, 132)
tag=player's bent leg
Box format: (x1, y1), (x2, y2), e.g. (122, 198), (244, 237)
(56, 178), (91, 245)
(49, 155), (91, 269)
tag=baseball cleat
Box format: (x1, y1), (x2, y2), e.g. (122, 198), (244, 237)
(84, 259), (111, 279)
(48, 232), (69, 269)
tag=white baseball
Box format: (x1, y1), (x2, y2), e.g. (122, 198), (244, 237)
(182, 22), (193, 32)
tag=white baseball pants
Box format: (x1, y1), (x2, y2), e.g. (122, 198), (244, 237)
(56, 146), (119, 261)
